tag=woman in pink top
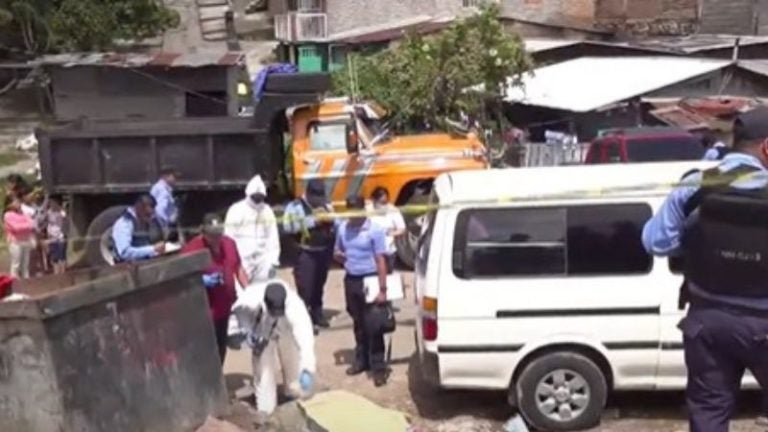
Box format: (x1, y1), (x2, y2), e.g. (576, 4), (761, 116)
(5, 197), (35, 278)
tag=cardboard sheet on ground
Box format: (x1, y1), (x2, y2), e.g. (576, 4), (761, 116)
(300, 391), (410, 432)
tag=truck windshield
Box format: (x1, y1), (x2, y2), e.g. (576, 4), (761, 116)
(627, 137), (704, 162)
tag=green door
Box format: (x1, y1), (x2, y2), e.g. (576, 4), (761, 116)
(298, 45), (323, 72)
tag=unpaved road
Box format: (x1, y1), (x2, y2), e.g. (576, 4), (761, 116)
(226, 268), (766, 432)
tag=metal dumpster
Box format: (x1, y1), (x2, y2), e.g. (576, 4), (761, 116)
(0, 251), (228, 432)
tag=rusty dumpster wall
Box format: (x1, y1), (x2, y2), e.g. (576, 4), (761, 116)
(0, 253), (227, 432)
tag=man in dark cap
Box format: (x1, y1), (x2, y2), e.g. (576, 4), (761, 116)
(181, 213), (250, 363)
(643, 107), (768, 432)
(283, 179), (337, 332)
(231, 280), (316, 415)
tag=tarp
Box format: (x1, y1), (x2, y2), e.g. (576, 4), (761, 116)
(252, 63), (298, 102)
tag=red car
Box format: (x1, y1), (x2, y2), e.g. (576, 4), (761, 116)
(585, 127), (704, 164)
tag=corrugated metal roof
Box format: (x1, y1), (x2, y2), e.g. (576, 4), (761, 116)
(504, 57), (732, 113)
(622, 34), (768, 54)
(524, 38), (581, 53)
(329, 16), (454, 44)
(738, 60), (768, 77)
(33, 51), (244, 68)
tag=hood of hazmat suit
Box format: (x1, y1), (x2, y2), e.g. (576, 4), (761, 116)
(224, 175), (280, 283)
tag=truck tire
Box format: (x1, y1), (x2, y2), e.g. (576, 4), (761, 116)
(395, 191), (429, 269)
(515, 352), (607, 431)
(85, 206), (127, 267)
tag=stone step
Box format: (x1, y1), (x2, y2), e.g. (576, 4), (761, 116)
(199, 5), (230, 20)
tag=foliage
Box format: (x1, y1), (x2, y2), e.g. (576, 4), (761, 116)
(332, 4), (532, 132)
(0, 0), (179, 55)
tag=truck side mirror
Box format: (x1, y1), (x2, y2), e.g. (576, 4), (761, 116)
(347, 127), (359, 154)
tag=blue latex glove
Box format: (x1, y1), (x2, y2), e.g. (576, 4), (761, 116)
(202, 272), (222, 289)
(299, 370), (314, 393)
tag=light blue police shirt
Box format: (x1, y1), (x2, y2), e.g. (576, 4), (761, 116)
(335, 219), (387, 277)
(150, 179), (178, 227)
(111, 207), (158, 262)
(642, 152), (768, 310)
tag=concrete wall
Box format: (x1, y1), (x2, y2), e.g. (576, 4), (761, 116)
(594, 0), (698, 35)
(700, 0), (754, 34)
(503, 0), (594, 22)
(51, 66), (232, 120)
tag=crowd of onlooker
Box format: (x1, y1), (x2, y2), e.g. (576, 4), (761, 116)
(2, 174), (67, 278)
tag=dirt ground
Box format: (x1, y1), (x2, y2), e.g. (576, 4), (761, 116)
(222, 268), (768, 432)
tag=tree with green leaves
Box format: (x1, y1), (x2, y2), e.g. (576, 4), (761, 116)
(332, 4), (532, 135)
(0, 0), (179, 56)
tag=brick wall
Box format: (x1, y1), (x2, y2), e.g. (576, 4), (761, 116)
(595, 0), (698, 35)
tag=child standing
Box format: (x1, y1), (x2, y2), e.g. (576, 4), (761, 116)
(46, 197), (66, 274)
(4, 197), (35, 278)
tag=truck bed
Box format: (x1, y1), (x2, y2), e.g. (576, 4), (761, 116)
(38, 117), (273, 195)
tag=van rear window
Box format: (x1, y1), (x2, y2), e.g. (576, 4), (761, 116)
(626, 137), (704, 162)
(452, 203), (652, 279)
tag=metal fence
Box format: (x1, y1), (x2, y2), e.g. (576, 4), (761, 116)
(519, 142), (590, 167)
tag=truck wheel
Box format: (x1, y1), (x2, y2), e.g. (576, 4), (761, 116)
(515, 352), (607, 431)
(395, 191), (429, 269)
(85, 206), (127, 267)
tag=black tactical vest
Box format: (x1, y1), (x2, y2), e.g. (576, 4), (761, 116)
(298, 200), (335, 250)
(682, 165), (768, 298)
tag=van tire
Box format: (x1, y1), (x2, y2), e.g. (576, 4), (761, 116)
(85, 206), (127, 267)
(516, 352), (607, 431)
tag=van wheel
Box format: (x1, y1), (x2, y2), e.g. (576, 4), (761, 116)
(516, 352), (607, 431)
(85, 206), (127, 267)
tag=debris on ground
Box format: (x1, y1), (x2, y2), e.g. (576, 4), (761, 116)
(299, 391), (411, 432)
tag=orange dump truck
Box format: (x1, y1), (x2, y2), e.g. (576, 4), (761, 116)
(39, 87), (487, 268)
(288, 99), (488, 266)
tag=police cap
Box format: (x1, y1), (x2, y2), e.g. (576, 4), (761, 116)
(734, 107), (768, 142)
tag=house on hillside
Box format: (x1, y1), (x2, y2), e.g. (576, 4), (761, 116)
(503, 57), (768, 141)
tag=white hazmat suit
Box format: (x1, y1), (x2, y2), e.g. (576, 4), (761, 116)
(225, 175), (281, 284)
(230, 279), (316, 414)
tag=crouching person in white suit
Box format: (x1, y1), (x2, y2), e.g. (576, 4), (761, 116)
(230, 279), (316, 414)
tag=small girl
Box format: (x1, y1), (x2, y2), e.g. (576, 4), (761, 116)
(46, 197), (66, 274)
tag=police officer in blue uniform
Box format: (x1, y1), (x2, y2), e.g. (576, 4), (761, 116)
(643, 107), (768, 432)
(283, 179), (336, 331)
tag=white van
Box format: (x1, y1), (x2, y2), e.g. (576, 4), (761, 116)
(414, 161), (758, 431)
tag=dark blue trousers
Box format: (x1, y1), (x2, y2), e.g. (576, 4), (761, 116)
(293, 247), (333, 324)
(680, 304), (768, 432)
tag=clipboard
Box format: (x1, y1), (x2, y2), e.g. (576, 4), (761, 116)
(364, 273), (405, 303)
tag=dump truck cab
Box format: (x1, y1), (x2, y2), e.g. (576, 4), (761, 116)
(288, 99), (488, 266)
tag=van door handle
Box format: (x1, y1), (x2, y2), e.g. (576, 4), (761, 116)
(302, 158), (316, 165)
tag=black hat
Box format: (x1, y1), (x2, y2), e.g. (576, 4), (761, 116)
(306, 179), (326, 198)
(264, 283), (286, 317)
(202, 213), (225, 235)
(734, 107), (768, 142)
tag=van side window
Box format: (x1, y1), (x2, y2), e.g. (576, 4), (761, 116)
(453, 204), (652, 279)
(453, 208), (567, 278)
(567, 204), (652, 275)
